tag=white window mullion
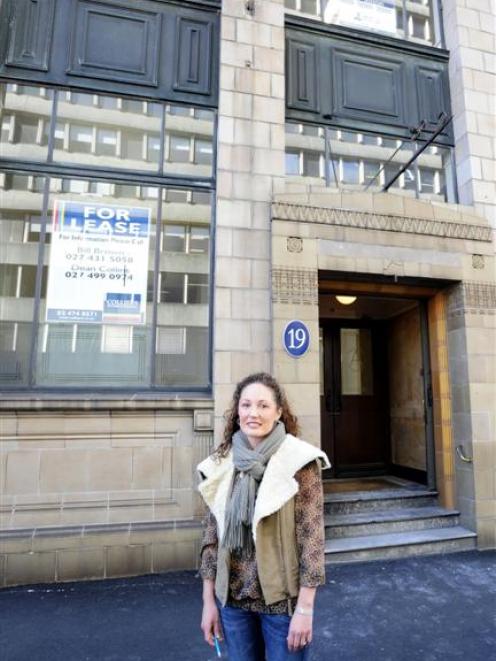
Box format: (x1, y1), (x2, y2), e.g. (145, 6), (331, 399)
(183, 274), (188, 304)
(71, 324), (78, 353)
(12, 322), (18, 351)
(15, 266), (22, 298)
(42, 324), (49, 353)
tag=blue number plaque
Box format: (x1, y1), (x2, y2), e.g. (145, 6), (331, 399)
(283, 320), (310, 358)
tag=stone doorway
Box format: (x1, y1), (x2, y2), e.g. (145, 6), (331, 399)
(319, 278), (439, 490)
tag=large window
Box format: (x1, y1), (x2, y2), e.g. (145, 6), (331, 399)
(285, 123), (455, 202)
(0, 83), (215, 390)
(285, 0), (442, 47)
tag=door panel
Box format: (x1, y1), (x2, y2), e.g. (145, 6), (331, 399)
(321, 321), (390, 477)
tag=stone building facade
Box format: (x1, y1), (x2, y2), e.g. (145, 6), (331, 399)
(0, 0), (494, 586)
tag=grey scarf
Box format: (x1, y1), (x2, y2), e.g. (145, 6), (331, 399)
(222, 421), (286, 557)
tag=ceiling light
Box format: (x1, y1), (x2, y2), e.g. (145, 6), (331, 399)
(335, 295), (357, 305)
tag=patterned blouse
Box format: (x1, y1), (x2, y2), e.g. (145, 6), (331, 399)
(199, 460), (325, 614)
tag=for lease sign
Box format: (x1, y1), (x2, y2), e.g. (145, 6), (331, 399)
(45, 200), (151, 325)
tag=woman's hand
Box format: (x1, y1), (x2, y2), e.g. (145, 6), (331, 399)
(201, 599), (223, 647)
(287, 612), (313, 652)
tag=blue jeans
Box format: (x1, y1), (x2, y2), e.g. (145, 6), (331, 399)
(218, 603), (311, 661)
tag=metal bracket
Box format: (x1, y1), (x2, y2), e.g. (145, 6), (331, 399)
(382, 113), (453, 192)
(456, 444), (473, 463)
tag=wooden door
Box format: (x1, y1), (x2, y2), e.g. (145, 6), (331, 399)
(320, 321), (390, 477)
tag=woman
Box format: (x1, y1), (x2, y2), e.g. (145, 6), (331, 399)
(198, 372), (330, 660)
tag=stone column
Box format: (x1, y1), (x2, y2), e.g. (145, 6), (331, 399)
(447, 282), (496, 548)
(214, 1), (286, 438)
(443, 0), (496, 228)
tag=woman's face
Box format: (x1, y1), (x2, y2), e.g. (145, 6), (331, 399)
(238, 382), (282, 447)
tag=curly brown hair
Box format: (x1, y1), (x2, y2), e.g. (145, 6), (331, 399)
(216, 372), (300, 458)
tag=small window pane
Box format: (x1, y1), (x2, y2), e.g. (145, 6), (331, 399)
(194, 139), (213, 165)
(189, 227), (210, 254)
(303, 152), (321, 177)
(54, 92), (160, 172)
(187, 273), (209, 304)
(419, 169), (436, 194)
(194, 109), (214, 121)
(122, 131), (144, 160)
(342, 159), (360, 185)
(96, 128), (118, 157)
(403, 167), (417, 191)
(168, 105), (191, 117)
(340, 329), (373, 396)
(147, 135), (160, 162)
(88, 181), (113, 196)
(165, 189), (189, 204)
(70, 92), (94, 106)
(0, 172), (45, 385)
(169, 135), (190, 163)
(99, 95), (119, 110)
(364, 162), (380, 186)
(155, 326), (209, 387)
(286, 151), (300, 176)
(122, 99), (144, 113)
(163, 225), (186, 253)
(161, 273), (184, 303)
(69, 124), (93, 153)
(164, 106), (215, 177)
(191, 191), (211, 205)
(0, 84), (53, 160)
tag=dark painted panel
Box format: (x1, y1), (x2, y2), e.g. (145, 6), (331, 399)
(174, 16), (212, 95)
(68, 1), (161, 86)
(285, 25), (453, 146)
(286, 38), (319, 113)
(335, 52), (405, 124)
(416, 65), (449, 127)
(5, 0), (55, 71)
(0, 0), (219, 108)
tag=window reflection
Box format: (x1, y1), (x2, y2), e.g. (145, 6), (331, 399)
(0, 84), (53, 161)
(164, 104), (214, 177)
(0, 81), (214, 390)
(0, 172), (48, 384)
(285, 122), (453, 202)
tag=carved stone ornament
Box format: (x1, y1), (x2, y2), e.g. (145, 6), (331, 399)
(272, 268), (318, 305)
(287, 237), (303, 253)
(472, 254), (485, 270)
(272, 203), (493, 243)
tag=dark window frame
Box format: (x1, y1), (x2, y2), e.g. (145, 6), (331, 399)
(0, 83), (217, 396)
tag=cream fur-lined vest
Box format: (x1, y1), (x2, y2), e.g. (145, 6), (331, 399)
(197, 434), (330, 606)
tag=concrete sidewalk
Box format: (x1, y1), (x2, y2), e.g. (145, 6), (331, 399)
(1, 550), (494, 661)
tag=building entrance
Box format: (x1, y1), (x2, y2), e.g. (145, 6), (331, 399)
(320, 319), (389, 477)
(319, 280), (436, 487)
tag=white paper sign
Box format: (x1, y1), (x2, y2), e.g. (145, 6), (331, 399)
(324, 0), (397, 36)
(46, 200), (151, 325)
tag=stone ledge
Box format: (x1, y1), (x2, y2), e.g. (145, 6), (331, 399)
(271, 202), (493, 242)
(0, 518), (202, 542)
(0, 519), (203, 586)
(0, 396), (214, 412)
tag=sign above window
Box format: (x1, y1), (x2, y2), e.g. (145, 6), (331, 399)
(324, 0), (397, 37)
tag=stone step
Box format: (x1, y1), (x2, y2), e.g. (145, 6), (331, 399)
(325, 488), (438, 515)
(325, 526), (477, 564)
(325, 506), (460, 538)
